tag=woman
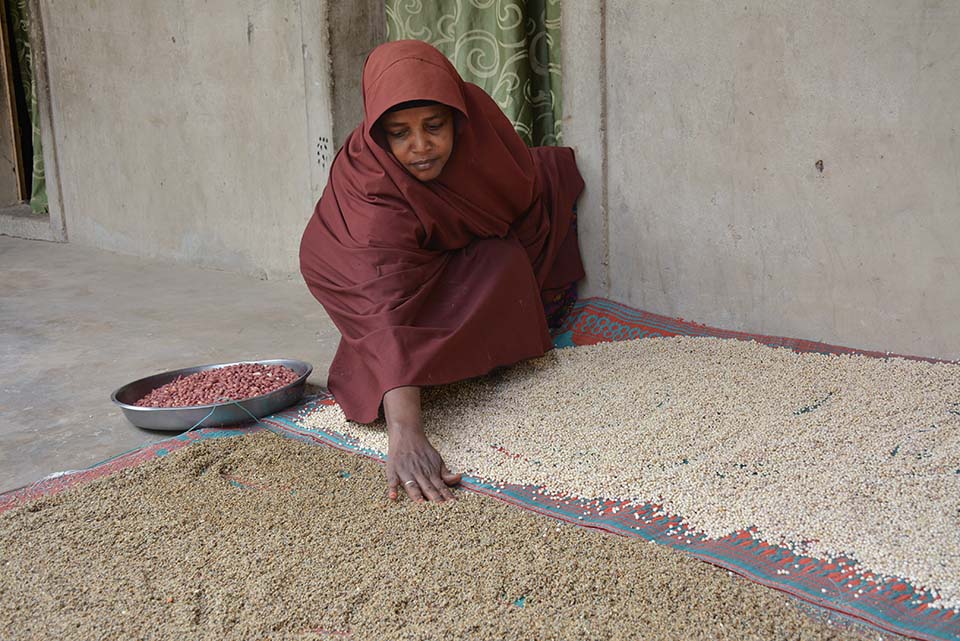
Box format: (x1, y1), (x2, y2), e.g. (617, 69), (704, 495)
(300, 40), (585, 504)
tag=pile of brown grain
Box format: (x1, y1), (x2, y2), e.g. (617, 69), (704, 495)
(0, 432), (880, 641)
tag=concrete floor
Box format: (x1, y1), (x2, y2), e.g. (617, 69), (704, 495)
(0, 235), (340, 492)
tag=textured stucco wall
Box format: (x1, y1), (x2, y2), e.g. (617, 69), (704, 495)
(329, 0), (385, 148)
(40, 0), (340, 279)
(561, 2), (607, 298)
(565, 1), (960, 359)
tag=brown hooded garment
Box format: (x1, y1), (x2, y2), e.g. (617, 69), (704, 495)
(299, 40), (585, 423)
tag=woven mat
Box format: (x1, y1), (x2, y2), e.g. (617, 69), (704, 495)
(2, 297), (956, 641)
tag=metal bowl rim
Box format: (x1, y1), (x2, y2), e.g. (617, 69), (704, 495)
(110, 358), (313, 412)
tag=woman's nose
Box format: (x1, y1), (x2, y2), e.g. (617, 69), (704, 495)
(410, 130), (432, 153)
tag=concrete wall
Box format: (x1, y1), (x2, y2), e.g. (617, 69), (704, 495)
(32, 1), (960, 357)
(37, 0), (381, 280)
(564, 1), (960, 360)
(329, 1), (385, 149)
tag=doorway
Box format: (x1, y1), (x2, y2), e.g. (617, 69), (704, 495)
(0, 0), (62, 242)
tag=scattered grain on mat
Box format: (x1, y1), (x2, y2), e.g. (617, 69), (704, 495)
(300, 336), (960, 608)
(0, 432), (881, 640)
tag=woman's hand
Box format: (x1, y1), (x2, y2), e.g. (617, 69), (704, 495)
(387, 428), (460, 502)
(382, 386), (462, 503)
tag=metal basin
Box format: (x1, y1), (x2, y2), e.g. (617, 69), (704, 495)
(111, 358), (313, 431)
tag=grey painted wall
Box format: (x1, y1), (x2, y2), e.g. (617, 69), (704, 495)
(565, 1), (960, 360)
(33, 1), (960, 357)
(40, 0), (340, 279)
(329, 1), (386, 149)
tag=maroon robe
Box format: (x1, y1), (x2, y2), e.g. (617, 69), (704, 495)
(299, 40), (584, 423)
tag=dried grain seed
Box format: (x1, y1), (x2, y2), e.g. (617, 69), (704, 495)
(0, 433), (889, 639)
(301, 335), (960, 607)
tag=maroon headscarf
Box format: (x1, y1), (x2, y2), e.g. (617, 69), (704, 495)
(300, 40), (584, 422)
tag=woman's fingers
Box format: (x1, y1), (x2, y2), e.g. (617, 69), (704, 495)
(414, 474), (445, 502)
(386, 469), (400, 502)
(401, 478), (425, 503)
(385, 443), (458, 504)
(440, 465), (462, 486)
(432, 475), (457, 501)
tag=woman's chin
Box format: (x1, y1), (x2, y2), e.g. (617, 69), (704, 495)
(411, 167), (443, 182)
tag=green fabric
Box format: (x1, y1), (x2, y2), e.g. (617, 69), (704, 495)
(8, 0), (46, 213)
(385, 0), (562, 147)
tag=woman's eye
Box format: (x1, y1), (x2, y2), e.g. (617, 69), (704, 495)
(388, 130), (407, 138)
(427, 124), (443, 132)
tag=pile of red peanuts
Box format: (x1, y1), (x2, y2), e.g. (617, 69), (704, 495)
(134, 363), (300, 408)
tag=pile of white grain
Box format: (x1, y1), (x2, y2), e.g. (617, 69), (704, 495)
(300, 336), (960, 607)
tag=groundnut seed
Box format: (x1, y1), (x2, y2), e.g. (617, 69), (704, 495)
(135, 363), (299, 408)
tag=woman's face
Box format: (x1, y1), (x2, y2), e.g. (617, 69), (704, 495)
(380, 104), (454, 182)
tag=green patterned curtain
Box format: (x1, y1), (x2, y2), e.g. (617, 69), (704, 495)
(385, 0), (562, 147)
(7, 0), (46, 213)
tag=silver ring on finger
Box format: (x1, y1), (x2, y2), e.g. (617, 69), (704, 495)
(404, 480), (416, 486)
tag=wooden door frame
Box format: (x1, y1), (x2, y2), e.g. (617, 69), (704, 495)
(19, 0), (64, 241)
(0, 0), (28, 203)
